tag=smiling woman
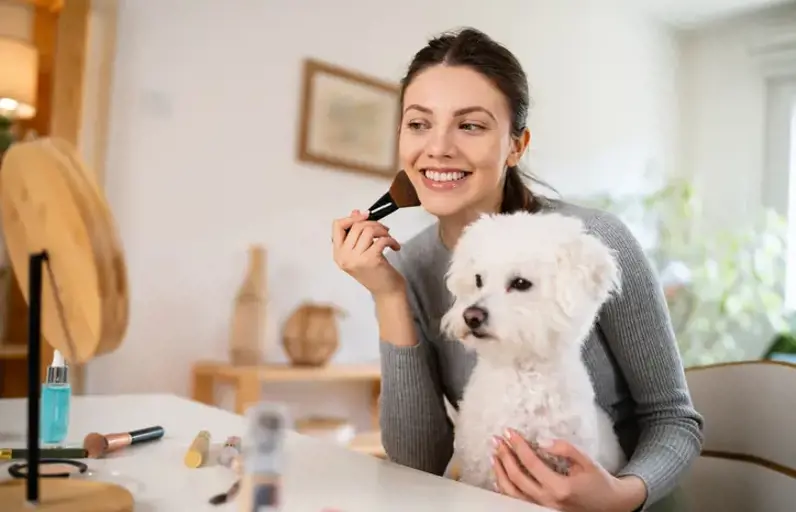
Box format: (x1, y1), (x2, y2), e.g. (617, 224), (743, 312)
(330, 27), (704, 512)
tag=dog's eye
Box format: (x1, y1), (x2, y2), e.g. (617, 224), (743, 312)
(508, 277), (533, 292)
(475, 274), (483, 288)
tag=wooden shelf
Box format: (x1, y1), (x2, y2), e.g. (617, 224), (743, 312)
(349, 430), (386, 458)
(191, 360), (384, 457)
(192, 361), (381, 383)
(191, 360), (382, 422)
(0, 345), (27, 360)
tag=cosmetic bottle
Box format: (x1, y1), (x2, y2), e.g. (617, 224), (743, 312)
(41, 350), (71, 444)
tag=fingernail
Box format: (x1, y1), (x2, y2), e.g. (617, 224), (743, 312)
(538, 438), (552, 448)
(492, 435), (500, 449)
(504, 429), (513, 441)
(490, 455), (496, 466)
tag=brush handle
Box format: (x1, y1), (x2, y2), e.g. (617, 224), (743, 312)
(343, 202), (399, 235)
(130, 426), (165, 445)
(367, 202), (399, 221)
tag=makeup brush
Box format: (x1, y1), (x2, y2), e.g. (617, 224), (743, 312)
(345, 170), (419, 233)
(83, 425), (165, 458)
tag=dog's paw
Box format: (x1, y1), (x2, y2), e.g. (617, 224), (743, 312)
(529, 441), (571, 476)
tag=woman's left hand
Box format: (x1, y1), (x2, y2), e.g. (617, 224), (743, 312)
(493, 429), (647, 512)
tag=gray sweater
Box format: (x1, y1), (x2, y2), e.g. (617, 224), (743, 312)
(378, 198), (704, 510)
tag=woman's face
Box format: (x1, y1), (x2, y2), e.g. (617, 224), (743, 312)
(398, 64), (528, 220)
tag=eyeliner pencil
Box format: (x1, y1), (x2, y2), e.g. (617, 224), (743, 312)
(0, 447), (88, 460)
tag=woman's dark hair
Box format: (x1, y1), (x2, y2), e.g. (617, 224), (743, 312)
(399, 27), (550, 213)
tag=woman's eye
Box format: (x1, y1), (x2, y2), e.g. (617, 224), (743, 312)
(508, 277), (533, 292)
(460, 123), (484, 132)
(407, 121), (427, 130)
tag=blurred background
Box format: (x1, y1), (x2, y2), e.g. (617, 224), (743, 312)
(1, 0), (795, 455)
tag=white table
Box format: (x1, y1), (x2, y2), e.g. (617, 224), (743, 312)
(0, 394), (550, 511)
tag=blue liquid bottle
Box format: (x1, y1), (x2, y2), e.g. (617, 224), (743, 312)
(41, 350), (71, 444)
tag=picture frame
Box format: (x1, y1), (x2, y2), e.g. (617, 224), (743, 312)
(296, 58), (400, 179)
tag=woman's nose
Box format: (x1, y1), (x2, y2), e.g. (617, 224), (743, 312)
(425, 126), (456, 159)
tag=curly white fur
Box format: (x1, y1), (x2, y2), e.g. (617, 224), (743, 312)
(440, 211), (626, 490)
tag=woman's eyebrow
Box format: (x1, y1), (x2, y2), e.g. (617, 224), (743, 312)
(403, 104), (496, 121)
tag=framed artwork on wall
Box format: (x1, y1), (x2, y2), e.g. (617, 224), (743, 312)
(296, 58), (400, 179)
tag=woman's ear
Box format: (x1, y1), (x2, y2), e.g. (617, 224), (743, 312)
(507, 128), (531, 167)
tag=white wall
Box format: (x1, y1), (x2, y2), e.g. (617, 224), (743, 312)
(679, 3), (796, 230)
(88, 0), (680, 427)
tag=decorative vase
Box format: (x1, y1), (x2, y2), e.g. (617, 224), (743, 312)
(281, 302), (345, 366)
(228, 245), (266, 366)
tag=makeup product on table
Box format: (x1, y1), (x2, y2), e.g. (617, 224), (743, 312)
(208, 479), (241, 506)
(344, 170), (419, 233)
(184, 430), (211, 468)
(83, 426), (165, 458)
(0, 447), (88, 460)
(40, 350), (71, 444)
(209, 436), (244, 504)
(218, 435), (242, 469)
(238, 403), (290, 512)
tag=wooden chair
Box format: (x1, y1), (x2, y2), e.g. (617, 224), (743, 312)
(681, 361), (796, 511)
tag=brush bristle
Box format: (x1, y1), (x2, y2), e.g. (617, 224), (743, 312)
(389, 170), (420, 208)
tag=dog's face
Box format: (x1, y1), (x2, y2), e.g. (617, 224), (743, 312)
(440, 212), (620, 363)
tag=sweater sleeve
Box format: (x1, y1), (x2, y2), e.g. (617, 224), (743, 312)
(378, 254), (454, 476)
(588, 212), (705, 509)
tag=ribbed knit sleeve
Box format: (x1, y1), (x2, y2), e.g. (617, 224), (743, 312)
(378, 252), (454, 476)
(587, 212), (705, 509)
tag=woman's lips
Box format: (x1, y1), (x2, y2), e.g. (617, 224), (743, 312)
(420, 168), (471, 191)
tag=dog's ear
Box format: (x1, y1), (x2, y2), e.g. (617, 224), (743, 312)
(557, 232), (621, 307)
(445, 256), (475, 296)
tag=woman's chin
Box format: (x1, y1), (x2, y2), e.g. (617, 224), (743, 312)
(419, 196), (471, 218)
(418, 190), (496, 220)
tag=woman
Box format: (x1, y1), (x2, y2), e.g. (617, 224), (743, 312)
(331, 27), (703, 512)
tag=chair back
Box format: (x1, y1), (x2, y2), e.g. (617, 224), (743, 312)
(681, 361), (796, 511)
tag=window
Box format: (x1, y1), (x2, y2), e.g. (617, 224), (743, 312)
(785, 97), (796, 308)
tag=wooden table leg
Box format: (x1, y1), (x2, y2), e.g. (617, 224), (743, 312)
(235, 373), (261, 415)
(191, 367), (215, 406)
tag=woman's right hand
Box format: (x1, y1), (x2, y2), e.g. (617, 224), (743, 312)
(332, 210), (406, 296)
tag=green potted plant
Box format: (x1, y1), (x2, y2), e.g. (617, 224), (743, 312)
(579, 176), (790, 367)
(763, 329), (796, 362)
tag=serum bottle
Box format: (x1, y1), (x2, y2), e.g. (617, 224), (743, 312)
(41, 350), (71, 444)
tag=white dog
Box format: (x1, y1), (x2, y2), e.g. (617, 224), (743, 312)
(440, 211), (626, 490)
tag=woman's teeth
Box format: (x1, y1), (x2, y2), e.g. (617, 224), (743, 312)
(423, 170), (468, 182)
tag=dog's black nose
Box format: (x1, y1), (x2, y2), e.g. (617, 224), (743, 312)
(463, 306), (488, 329)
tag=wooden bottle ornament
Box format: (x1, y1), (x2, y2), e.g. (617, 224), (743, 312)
(229, 245), (266, 365)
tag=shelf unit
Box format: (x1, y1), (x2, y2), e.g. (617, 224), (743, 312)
(190, 361), (384, 458)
